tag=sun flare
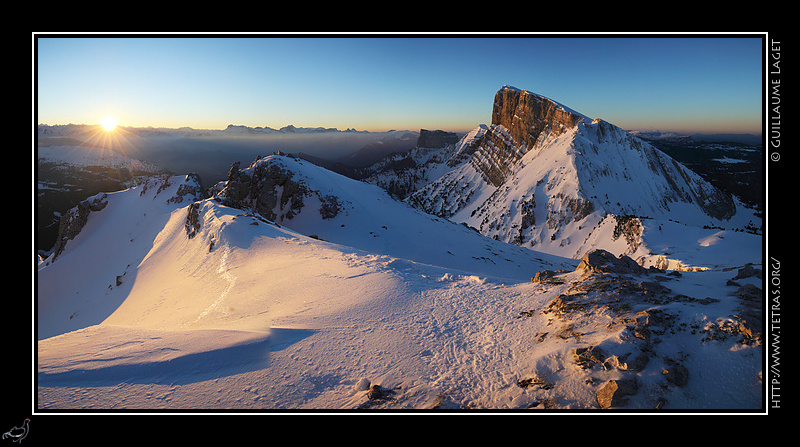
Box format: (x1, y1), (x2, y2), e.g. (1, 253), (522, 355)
(100, 116), (118, 131)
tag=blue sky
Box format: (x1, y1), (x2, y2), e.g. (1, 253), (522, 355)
(35, 34), (764, 134)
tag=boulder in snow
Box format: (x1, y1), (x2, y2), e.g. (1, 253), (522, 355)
(596, 379), (638, 409)
(576, 249), (646, 275)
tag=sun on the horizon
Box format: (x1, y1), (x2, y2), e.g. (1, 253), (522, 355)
(100, 116), (118, 131)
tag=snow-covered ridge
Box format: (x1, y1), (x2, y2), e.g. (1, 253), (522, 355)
(356, 128), (475, 200)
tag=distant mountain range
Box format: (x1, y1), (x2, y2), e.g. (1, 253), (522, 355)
(37, 122), (368, 137)
(629, 129), (763, 145)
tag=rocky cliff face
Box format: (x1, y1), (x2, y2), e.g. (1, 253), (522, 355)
(452, 86), (590, 188)
(491, 85), (587, 150)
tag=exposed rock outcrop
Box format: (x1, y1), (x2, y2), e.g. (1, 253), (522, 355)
(168, 173), (205, 204)
(467, 86), (587, 187)
(185, 201), (202, 238)
(596, 379), (639, 409)
(215, 157), (312, 223)
(732, 263), (762, 280)
(576, 249), (647, 275)
(525, 245), (758, 409)
(50, 193), (109, 260)
(466, 124), (526, 187)
(214, 156), (346, 224)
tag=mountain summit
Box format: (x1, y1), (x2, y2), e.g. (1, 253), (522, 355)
(407, 86), (751, 269)
(491, 85), (589, 154)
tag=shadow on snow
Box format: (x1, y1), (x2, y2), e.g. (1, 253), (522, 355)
(37, 328), (316, 387)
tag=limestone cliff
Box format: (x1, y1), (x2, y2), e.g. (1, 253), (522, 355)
(491, 85), (587, 150)
(464, 86), (590, 188)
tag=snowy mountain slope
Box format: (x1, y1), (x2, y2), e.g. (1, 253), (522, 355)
(37, 154), (573, 340)
(36, 154), (578, 409)
(407, 86), (761, 269)
(36, 165), (764, 409)
(37, 174), (205, 340)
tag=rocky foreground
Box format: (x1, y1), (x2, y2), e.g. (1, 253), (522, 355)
(523, 249), (762, 409)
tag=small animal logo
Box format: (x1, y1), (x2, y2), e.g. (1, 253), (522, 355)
(2, 419), (29, 443)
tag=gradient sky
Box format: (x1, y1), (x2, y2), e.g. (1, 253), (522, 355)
(35, 34), (765, 134)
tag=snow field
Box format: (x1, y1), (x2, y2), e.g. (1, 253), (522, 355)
(36, 178), (566, 409)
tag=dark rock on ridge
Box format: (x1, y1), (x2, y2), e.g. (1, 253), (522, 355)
(185, 202), (202, 238)
(47, 173), (205, 262)
(168, 173), (205, 204)
(214, 156), (345, 224)
(215, 158), (311, 223)
(50, 193), (109, 260)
